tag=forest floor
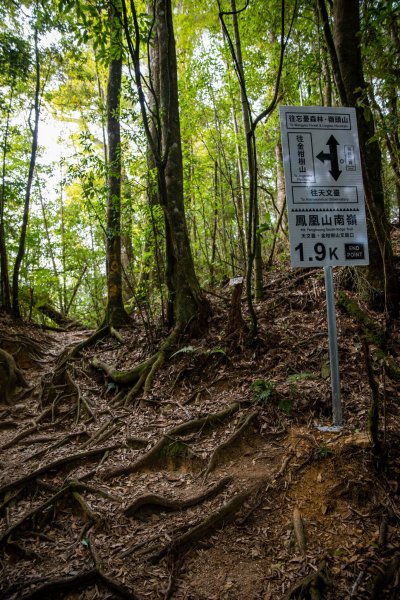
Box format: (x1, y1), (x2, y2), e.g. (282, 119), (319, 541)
(0, 255), (399, 599)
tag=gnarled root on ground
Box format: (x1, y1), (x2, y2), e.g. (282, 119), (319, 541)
(39, 326), (111, 420)
(287, 560), (329, 599)
(202, 410), (258, 479)
(0, 444), (120, 500)
(0, 479), (116, 547)
(149, 481), (263, 563)
(103, 402), (240, 480)
(4, 566), (139, 600)
(124, 476), (232, 517)
(91, 324), (182, 405)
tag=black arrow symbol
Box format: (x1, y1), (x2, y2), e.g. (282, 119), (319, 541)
(316, 135), (342, 181)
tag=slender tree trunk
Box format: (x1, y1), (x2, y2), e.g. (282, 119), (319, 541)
(229, 87), (247, 264)
(121, 0), (209, 330)
(275, 142), (287, 235)
(317, 0), (348, 105)
(210, 161), (218, 286)
(0, 77), (14, 311)
(94, 56), (108, 169)
(60, 172), (67, 314)
(156, 0), (207, 326)
(103, 1), (130, 327)
(38, 180), (63, 311)
(322, 52), (332, 107)
(331, 0), (398, 316)
(387, 92), (400, 224)
(12, 25), (40, 318)
(146, 3), (168, 323)
(369, 91), (400, 226)
(230, 0), (263, 306)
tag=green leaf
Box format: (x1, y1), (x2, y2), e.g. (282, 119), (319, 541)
(287, 372), (315, 383)
(170, 346), (198, 359)
(278, 398), (292, 414)
(206, 347), (226, 356)
(251, 379), (276, 404)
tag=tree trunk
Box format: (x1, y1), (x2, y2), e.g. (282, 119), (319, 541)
(319, 0), (398, 317)
(275, 142), (287, 237)
(121, 0), (209, 331)
(12, 25), (40, 318)
(0, 77), (14, 312)
(226, 0), (260, 330)
(145, 5), (168, 323)
(37, 302), (81, 330)
(317, 0), (348, 105)
(332, 0), (398, 316)
(156, 0), (207, 326)
(103, 1), (130, 327)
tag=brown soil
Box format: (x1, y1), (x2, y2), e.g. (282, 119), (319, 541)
(0, 265), (399, 600)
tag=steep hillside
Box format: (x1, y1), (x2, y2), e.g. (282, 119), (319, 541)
(0, 263), (399, 599)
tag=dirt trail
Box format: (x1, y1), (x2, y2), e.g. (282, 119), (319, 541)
(0, 271), (399, 599)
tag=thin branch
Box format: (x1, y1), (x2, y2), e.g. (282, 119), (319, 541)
(253, 0), (298, 130)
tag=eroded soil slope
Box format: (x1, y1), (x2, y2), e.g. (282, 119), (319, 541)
(0, 267), (399, 599)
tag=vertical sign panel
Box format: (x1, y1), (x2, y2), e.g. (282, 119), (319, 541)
(279, 106), (369, 268)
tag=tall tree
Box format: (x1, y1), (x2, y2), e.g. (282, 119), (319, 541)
(0, 32), (30, 311)
(319, 0), (398, 317)
(12, 12), (41, 318)
(218, 0), (295, 333)
(102, 0), (130, 326)
(121, 0), (209, 331)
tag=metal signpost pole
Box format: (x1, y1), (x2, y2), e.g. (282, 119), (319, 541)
(324, 266), (342, 426)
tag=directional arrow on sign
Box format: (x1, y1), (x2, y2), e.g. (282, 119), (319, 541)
(316, 135), (342, 181)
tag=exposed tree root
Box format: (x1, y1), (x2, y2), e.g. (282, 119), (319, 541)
(162, 557), (177, 600)
(66, 368), (94, 423)
(1, 422), (54, 450)
(103, 402), (240, 480)
(125, 435), (148, 449)
(0, 481), (79, 544)
(25, 430), (89, 462)
(0, 418), (18, 430)
(124, 476), (232, 517)
(110, 326), (124, 343)
(149, 482), (262, 563)
(72, 489), (99, 525)
(287, 560), (329, 599)
(0, 488), (24, 515)
(67, 325), (111, 361)
(371, 553), (400, 599)
(0, 444), (120, 497)
(81, 416), (123, 450)
(91, 355), (155, 385)
(293, 506), (306, 555)
(0, 332), (49, 364)
(202, 410), (258, 479)
(92, 324), (183, 403)
(6, 567), (140, 600)
(337, 292), (386, 347)
(107, 435), (201, 479)
(0, 480), (117, 546)
(40, 326), (110, 411)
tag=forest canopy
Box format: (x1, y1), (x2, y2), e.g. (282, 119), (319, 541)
(0, 0), (399, 328)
